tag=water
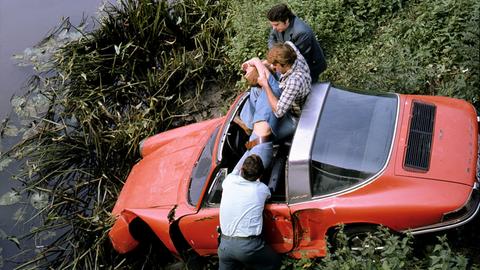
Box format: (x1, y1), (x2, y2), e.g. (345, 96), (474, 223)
(0, 1), (103, 268)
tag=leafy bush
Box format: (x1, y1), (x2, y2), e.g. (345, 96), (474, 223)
(324, 0), (479, 106)
(225, 0), (479, 108)
(282, 228), (475, 269)
(223, 0), (277, 74)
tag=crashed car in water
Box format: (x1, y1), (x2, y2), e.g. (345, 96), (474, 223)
(109, 82), (480, 260)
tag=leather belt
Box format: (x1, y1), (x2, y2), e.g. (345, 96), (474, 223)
(221, 234), (261, 240)
(245, 135), (271, 150)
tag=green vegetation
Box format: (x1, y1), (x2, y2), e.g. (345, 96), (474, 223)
(0, 0), (478, 269)
(283, 228), (472, 270)
(228, 0), (479, 106)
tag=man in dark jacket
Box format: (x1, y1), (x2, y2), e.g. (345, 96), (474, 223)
(267, 3), (327, 83)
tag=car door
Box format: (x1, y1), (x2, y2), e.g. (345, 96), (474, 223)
(178, 206), (221, 256)
(178, 168), (295, 255)
(178, 202), (294, 256)
(263, 203), (294, 253)
(177, 168), (226, 256)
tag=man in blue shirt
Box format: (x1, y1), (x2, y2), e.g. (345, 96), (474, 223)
(218, 154), (281, 270)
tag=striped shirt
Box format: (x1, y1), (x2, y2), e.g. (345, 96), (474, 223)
(276, 41), (312, 118)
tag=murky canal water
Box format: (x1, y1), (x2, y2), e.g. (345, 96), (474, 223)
(0, 1), (102, 268)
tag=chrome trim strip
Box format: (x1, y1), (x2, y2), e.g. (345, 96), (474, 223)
(216, 92), (250, 163)
(288, 82), (330, 204)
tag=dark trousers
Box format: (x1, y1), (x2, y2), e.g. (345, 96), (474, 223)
(218, 236), (281, 270)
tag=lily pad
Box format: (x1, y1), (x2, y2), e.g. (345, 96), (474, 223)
(7, 236), (20, 248)
(30, 192), (49, 210)
(11, 96), (26, 117)
(3, 124), (20, 137)
(0, 157), (13, 172)
(0, 191), (21, 206)
(13, 207), (27, 222)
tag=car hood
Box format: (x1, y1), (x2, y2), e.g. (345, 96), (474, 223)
(112, 118), (223, 216)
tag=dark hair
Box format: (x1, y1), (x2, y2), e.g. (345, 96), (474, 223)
(267, 3), (294, 22)
(241, 154), (264, 181)
(267, 42), (297, 67)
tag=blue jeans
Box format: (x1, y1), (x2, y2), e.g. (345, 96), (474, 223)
(234, 133), (273, 171)
(239, 75), (282, 136)
(240, 76), (298, 140)
(275, 112), (298, 142)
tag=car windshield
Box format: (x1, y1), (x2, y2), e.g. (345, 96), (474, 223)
(188, 126), (220, 205)
(311, 87), (397, 196)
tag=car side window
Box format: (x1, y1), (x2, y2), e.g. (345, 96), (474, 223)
(205, 168), (228, 206)
(310, 87), (397, 196)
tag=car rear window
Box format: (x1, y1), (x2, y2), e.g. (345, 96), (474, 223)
(311, 87), (397, 196)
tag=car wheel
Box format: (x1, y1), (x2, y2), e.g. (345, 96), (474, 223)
(330, 224), (386, 253)
(476, 134), (479, 181)
(129, 217), (174, 263)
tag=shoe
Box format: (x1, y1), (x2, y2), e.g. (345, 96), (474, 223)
(233, 116), (252, 135)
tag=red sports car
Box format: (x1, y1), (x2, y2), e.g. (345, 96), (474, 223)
(109, 82), (480, 260)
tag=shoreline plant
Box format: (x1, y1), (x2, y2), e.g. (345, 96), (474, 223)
(1, 0), (235, 268)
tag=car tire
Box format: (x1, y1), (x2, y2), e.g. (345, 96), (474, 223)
(330, 224), (385, 253)
(129, 217), (174, 263)
(476, 134), (479, 181)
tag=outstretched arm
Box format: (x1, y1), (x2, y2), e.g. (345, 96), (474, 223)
(241, 57), (280, 113)
(246, 58), (279, 113)
(258, 75), (279, 114)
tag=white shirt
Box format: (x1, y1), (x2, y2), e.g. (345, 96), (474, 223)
(219, 171), (271, 237)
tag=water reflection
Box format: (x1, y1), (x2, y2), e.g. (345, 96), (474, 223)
(0, 1), (102, 268)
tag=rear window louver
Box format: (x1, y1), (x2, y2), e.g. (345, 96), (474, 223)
(404, 101), (436, 171)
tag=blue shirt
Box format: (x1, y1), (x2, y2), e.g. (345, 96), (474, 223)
(219, 171), (271, 237)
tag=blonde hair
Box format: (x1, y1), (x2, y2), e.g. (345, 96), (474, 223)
(244, 65), (259, 86)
